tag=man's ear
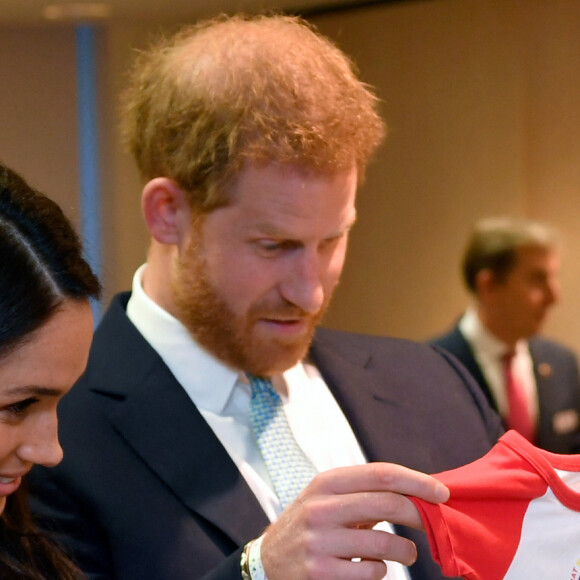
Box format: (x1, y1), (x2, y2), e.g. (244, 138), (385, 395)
(475, 268), (495, 297)
(141, 177), (190, 245)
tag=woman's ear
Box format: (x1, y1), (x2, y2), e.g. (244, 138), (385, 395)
(141, 178), (190, 245)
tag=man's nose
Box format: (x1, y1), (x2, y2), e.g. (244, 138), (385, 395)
(279, 253), (325, 314)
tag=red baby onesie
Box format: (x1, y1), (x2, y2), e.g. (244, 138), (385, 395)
(409, 430), (580, 580)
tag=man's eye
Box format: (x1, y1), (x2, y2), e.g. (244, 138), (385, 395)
(529, 274), (547, 285)
(260, 241), (282, 252)
(255, 240), (296, 255)
(320, 234), (344, 250)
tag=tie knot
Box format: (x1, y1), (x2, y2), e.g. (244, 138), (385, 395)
(247, 374), (279, 399)
(502, 350), (516, 365)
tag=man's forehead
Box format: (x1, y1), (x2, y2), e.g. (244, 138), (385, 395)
(511, 245), (560, 274)
(514, 245), (559, 262)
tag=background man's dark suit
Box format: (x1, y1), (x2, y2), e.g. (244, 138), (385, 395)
(431, 325), (580, 454)
(29, 294), (503, 580)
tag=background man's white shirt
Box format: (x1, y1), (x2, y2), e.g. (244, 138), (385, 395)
(459, 307), (538, 423)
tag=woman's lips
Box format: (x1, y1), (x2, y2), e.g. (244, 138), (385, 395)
(0, 475), (23, 497)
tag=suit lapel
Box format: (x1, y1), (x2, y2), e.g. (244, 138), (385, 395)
(98, 295), (269, 547)
(447, 327), (498, 412)
(309, 330), (454, 580)
(309, 330), (429, 468)
(529, 340), (557, 420)
(109, 370), (269, 545)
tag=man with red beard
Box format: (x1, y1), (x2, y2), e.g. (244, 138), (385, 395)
(29, 14), (502, 580)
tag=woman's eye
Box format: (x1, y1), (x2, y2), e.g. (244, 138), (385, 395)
(2, 398), (38, 417)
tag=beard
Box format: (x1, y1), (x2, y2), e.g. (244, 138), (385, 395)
(172, 234), (331, 377)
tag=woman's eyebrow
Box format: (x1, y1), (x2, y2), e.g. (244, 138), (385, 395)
(2, 385), (63, 397)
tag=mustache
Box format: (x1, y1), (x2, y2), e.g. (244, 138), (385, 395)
(248, 300), (320, 320)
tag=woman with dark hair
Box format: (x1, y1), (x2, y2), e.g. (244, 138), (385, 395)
(0, 161), (100, 579)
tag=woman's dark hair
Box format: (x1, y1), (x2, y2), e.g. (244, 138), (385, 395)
(0, 162), (101, 579)
(0, 485), (80, 579)
(0, 163), (100, 357)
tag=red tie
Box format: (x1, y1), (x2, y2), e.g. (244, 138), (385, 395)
(503, 351), (536, 442)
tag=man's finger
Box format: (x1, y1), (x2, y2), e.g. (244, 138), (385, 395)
(310, 462), (449, 504)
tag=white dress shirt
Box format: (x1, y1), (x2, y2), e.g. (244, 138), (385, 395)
(459, 307), (539, 423)
(126, 265), (409, 580)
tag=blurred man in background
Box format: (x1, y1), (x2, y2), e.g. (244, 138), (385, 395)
(431, 216), (580, 453)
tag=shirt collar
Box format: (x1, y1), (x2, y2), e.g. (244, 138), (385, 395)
(126, 264), (240, 414)
(459, 306), (528, 359)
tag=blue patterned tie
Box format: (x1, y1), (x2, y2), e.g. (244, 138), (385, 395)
(248, 375), (317, 509)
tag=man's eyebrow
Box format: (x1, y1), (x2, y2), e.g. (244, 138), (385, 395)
(250, 223), (285, 236)
(251, 213), (358, 238)
(2, 386), (63, 398)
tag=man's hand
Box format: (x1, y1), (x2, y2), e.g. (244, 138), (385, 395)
(260, 462), (448, 580)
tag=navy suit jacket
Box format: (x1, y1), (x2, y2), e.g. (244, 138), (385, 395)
(430, 325), (580, 454)
(29, 293), (503, 580)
